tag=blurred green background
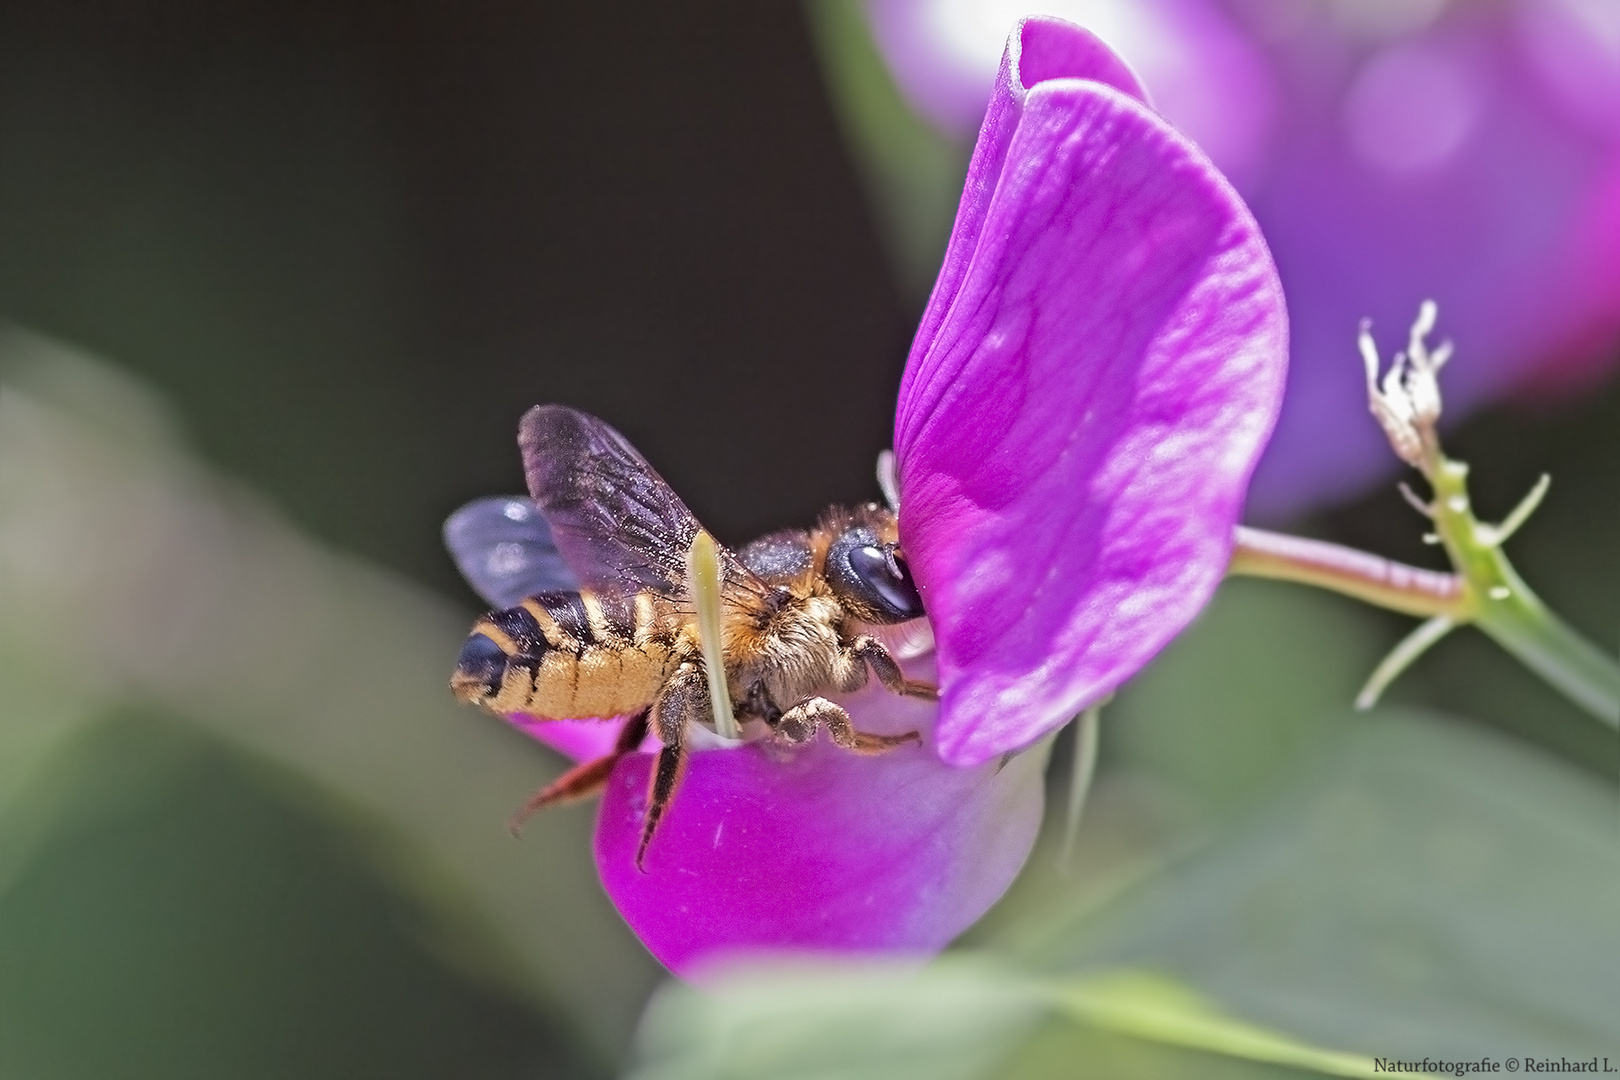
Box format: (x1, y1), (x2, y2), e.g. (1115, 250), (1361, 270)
(1, 2), (1614, 1078)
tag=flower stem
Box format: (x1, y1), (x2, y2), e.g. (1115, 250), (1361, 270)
(1229, 527), (1469, 619)
(1226, 514), (1618, 727)
(1475, 599), (1619, 725)
(1423, 458), (1619, 727)
(1230, 302), (1619, 729)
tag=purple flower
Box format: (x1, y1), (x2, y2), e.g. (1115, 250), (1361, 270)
(860, 0), (1620, 514)
(893, 15), (1286, 768)
(484, 16), (1285, 975)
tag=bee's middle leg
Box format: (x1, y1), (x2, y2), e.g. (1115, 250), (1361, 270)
(776, 696), (919, 755)
(849, 636), (938, 701)
(637, 663), (708, 871)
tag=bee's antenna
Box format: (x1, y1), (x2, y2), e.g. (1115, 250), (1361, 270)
(881, 543), (905, 579)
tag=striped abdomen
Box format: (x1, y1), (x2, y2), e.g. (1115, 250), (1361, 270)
(451, 589), (682, 719)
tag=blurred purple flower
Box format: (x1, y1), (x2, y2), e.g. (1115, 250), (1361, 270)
(505, 16), (1285, 974)
(861, 0), (1620, 514)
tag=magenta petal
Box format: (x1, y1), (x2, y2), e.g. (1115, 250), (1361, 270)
(591, 670), (1047, 975)
(1016, 15), (1149, 107)
(506, 714), (629, 763)
(910, 17), (1148, 375)
(896, 20), (1287, 767)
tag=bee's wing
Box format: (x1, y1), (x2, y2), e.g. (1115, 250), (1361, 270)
(519, 405), (767, 606)
(443, 495), (580, 609)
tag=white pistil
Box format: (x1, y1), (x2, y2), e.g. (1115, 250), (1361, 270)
(687, 530), (740, 740)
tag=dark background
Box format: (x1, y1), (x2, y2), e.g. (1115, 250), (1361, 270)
(2, 4), (909, 1077)
(1, 0), (909, 599)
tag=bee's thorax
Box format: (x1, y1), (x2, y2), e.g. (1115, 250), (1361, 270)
(726, 591), (857, 707)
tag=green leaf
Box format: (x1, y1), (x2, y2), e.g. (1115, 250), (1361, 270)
(630, 958), (1051, 1080)
(1106, 577), (1386, 818)
(628, 957), (1380, 1080)
(1055, 971), (1378, 1078)
(1023, 710), (1619, 1059)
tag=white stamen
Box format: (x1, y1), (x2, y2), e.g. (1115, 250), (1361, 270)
(1360, 301), (1451, 468)
(1408, 298), (1438, 356)
(1358, 319), (1382, 390)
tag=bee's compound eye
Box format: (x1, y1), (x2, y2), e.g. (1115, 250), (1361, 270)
(827, 529), (925, 623)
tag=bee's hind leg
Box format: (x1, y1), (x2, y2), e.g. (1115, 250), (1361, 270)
(636, 664), (707, 871)
(776, 696), (919, 755)
(849, 636), (938, 701)
(508, 707), (651, 835)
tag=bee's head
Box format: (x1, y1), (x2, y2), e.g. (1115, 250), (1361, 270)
(824, 523), (926, 624)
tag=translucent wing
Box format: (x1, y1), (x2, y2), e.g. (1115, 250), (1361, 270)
(443, 495), (580, 609)
(519, 404), (765, 605)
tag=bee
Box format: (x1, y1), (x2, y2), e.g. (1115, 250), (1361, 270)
(446, 405), (936, 868)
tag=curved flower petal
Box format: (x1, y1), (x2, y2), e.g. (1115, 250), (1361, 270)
(895, 17), (1287, 767)
(862, 0), (1277, 183)
(1011, 13), (1149, 106)
(590, 659), (1048, 976)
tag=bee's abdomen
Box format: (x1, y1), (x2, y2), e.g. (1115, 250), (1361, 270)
(451, 589), (677, 719)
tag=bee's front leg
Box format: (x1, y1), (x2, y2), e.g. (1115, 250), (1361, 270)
(849, 636), (939, 700)
(776, 696), (919, 755)
(638, 663), (708, 871)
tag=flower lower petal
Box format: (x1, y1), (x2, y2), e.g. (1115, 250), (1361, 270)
(590, 671), (1047, 976)
(896, 20), (1287, 767)
(507, 714), (629, 763)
